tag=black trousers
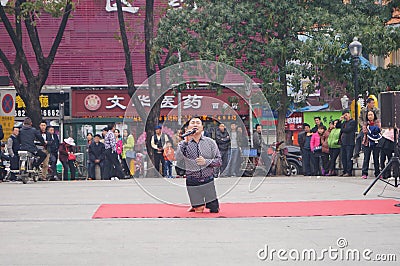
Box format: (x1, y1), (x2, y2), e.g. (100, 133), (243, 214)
(10, 155), (19, 181)
(154, 152), (165, 176)
(186, 177), (219, 211)
(220, 150), (229, 174)
(33, 149), (47, 168)
(104, 149), (124, 180)
(61, 160), (75, 180)
(328, 148), (341, 172)
(49, 153), (58, 176)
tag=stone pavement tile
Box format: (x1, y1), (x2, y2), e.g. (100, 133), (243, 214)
(0, 177), (399, 265)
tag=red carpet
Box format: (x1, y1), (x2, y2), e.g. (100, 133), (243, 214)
(92, 199), (400, 219)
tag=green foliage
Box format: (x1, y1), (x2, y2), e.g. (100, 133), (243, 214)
(154, 0), (400, 110)
(3, 0), (74, 20)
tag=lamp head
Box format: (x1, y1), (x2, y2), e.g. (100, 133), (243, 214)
(349, 37), (362, 57)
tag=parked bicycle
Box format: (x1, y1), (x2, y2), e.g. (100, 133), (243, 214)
(74, 152), (88, 180)
(268, 141), (291, 176)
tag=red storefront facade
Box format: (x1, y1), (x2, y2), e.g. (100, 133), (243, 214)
(0, 0), (171, 86)
(1, 0), (254, 142)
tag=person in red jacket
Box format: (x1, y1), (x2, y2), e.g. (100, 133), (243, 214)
(59, 137), (76, 181)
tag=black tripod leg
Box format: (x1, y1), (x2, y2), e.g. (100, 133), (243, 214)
(363, 159), (394, 195)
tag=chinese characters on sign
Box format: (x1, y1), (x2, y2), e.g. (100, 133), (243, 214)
(100, 94), (205, 111)
(0, 116), (14, 139)
(105, 0), (139, 14)
(285, 113), (304, 130)
(15, 94), (68, 118)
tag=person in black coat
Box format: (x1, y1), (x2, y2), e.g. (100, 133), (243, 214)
(0, 124), (4, 141)
(215, 123), (231, 176)
(88, 134), (105, 180)
(19, 117), (47, 169)
(6, 127), (20, 181)
(337, 109), (357, 176)
(0, 142), (9, 182)
(47, 126), (60, 180)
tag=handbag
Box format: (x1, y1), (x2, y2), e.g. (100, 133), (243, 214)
(68, 153), (76, 161)
(126, 150), (136, 158)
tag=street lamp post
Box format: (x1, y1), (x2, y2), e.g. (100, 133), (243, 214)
(59, 89), (65, 143)
(349, 37), (362, 130)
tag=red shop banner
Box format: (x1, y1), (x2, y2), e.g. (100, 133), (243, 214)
(72, 88), (249, 118)
(285, 112), (304, 130)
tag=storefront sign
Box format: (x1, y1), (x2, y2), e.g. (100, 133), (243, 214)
(303, 111), (342, 128)
(72, 88), (248, 118)
(15, 93), (70, 118)
(285, 112), (303, 130)
(0, 115), (14, 138)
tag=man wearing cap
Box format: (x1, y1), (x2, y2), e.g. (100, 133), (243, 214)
(337, 109), (357, 176)
(19, 117), (47, 170)
(151, 125), (169, 176)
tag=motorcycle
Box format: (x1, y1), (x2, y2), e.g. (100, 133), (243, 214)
(17, 150), (39, 184)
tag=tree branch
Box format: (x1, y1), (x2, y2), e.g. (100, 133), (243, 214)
(0, 49), (14, 78)
(0, 48), (25, 90)
(24, 13), (45, 68)
(0, 2), (34, 82)
(14, 0), (23, 72)
(47, 0), (73, 62)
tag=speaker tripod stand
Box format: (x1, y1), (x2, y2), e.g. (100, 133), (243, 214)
(363, 128), (400, 207)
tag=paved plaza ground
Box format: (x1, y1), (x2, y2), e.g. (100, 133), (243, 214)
(0, 176), (399, 265)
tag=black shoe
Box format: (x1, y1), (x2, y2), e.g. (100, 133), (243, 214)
(210, 208), (219, 213)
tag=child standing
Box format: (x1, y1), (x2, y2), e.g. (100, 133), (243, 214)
(163, 141), (175, 178)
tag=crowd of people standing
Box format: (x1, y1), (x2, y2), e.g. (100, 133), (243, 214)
(299, 97), (399, 179)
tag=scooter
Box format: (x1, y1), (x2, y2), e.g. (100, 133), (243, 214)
(17, 150), (39, 184)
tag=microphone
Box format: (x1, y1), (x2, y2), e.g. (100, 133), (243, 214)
(181, 128), (197, 138)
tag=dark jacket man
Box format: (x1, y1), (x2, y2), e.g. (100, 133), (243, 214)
(89, 141), (105, 163)
(19, 125), (45, 153)
(215, 125), (231, 151)
(337, 110), (357, 176)
(19, 118), (47, 168)
(47, 131), (60, 156)
(337, 118), (356, 145)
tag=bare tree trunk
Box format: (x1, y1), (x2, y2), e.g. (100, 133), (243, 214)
(144, 0), (158, 167)
(0, 1), (73, 128)
(115, 0), (146, 117)
(22, 86), (41, 127)
(276, 61), (288, 175)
